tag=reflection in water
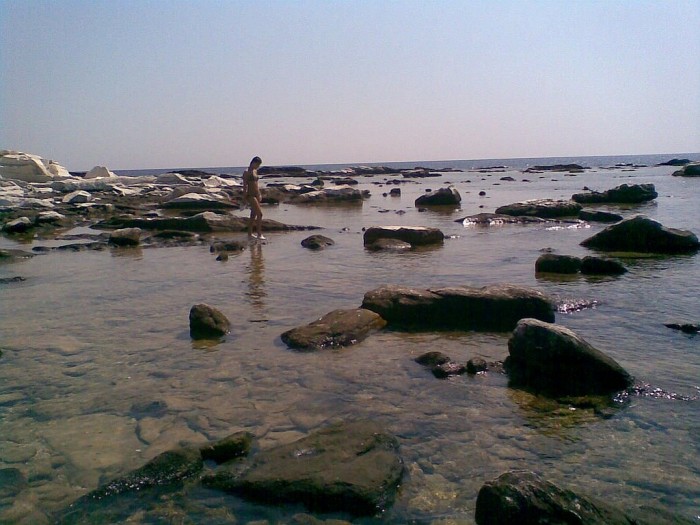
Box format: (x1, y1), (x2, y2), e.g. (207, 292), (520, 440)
(246, 242), (266, 313)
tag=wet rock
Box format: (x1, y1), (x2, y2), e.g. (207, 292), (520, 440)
(210, 240), (246, 253)
(525, 163), (587, 172)
(216, 252), (228, 261)
(199, 431), (254, 464)
(467, 357), (488, 374)
(659, 158), (691, 166)
(108, 227), (141, 247)
(364, 238), (413, 251)
(389, 188), (401, 196)
(578, 209), (623, 223)
(189, 303), (231, 339)
(495, 199), (582, 218)
(62, 190), (92, 204)
(2, 216), (32, 233)
(162, 192), (237, 209)
(363, 226), (444, 247)
(288, 186), (369, 203)
(415, 351), (451, 366)
(580, 215), (700, 253)
(505, 318), (633, 397)
(432, 361), (467, 378)
(672, 163), (700, 177)
(0, 467), (28, 499)
(301, 234), (335, 250)
(664, 323), (700, 334)
(0, 248), (35, 261)
(580, 256), (627, 275)
(0, 276), (26, 284)
(414, 186), (461, 206)
(475, 470), (694, 525)
(535, 254), (582, 274)
(362, 283), (555, 331)
(35, 210), (68, 225)
(202, 420), (403, 516)
(332, 177), (359, 185)
(458, 213), (562, 226)
(572, 183), (658, 204)
(281, 308), (386, 351)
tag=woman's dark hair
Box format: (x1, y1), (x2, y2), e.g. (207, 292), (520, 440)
(250, 156), (262, 166)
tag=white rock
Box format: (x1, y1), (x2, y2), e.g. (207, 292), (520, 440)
(84, 165), (117, 179)
(111, 185), (142, 197)
(62, 190), (91, 204)
(0, 151), (73, 182)
(203, 176), (241, 188)
(36, 211), (66, 223)
(156, 173), (192, 185)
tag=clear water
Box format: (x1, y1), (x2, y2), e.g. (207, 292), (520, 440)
(1, 155), (699, 523)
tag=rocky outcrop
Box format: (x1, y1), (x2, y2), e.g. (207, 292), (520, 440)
(535, 254), (581, 274)
(108, 228), (141, 247)
(363, 226), (444, 247)
(202, 421), (403, 516)
(189, 303), (231, 339)
(505, 319), (633, 396)
(578, 209), (623, 223)
(0, 151), (72, 182)
(362, 284), (555, 331)
(414, 186), (461, 206)
(495, 199), (582, 218)
(572, 183), (658, 204)
(301, 234), (335, 250)
(672, 163), (700, 177)
(658, 158), (691, 166)
(580, 215), (700, 253)
(475, 470), (694, 525)
(281, 308), (386, 351)
(580, 256), (627, 275)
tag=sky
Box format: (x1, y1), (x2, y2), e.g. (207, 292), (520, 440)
(1, 1), (699, 171)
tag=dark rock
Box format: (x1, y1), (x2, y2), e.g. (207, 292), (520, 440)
(495, 199), (582, 218)
(664, 323), (700, 334)
(332, 177), (359, 185)
(475, 470), (692, 525)
(281, 308), (387, 351)
(525, 163), (587, 172)
(505, 318), (633, 397)
(362, 284), (555, 331)
(166, 169), (218, 178)
(572, 183), (658, 204)
(202, 420), (403, 516)
(578, 209), (623, 223)
(258, 166), (312, 177)
(479, 191), (486, 196)
(580, 215), (700, 253)
(189, 303), (231, 339)
(415, 351), (451, 367)
(672, 163), (700, 177)
(500, 176), (515, 181)
(108, 227), (141, 247)
(580, 256), (627, 275)
(414, 186), (461, 206)
(0, 276), (26, 284)
(199, 431), (254, 464)
(3, 216), (32, 233)
(363, 226), (444, 247)
(288, 187), (369, 203)
(210, 240), (246, 253)
(0, 467), (28, 499)
(216, 252), (228, 261)
(389, 188), (401, 196)
(432, 361), (467, 378)
(535, 254), (582, 274)
(467, 357), (488, 374)
(301, 234), (335, 250)
(458, 213), (558, 226)
(658, 158), (691, 166)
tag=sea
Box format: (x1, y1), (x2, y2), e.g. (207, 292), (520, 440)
(1, 153), (699, 523)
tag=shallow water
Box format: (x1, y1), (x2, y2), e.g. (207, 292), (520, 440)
(1, 157), (700, 523)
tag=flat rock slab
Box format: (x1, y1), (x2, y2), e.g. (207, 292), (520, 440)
(203, 421), (403, 516)
(281, 308), (387, 350)
(363, 226), (445, 247)
(495, 199), (582, 218)
(581, 215), (700, 254)
(572, 183), (658, 204)
(578, 209), (623, 223)
(361, 283), (555, 331)
(475, 470), (695, 525)
(505, 318), (633, 397)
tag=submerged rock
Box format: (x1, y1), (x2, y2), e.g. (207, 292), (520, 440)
(301, 234), (335, 250)
(475, 470), (694, 525)
(414, 186), (461, 206)
(495, 199), (582, 218)
(580, 215), (700, 253)
(664, 322), (700, 334)
(534, 254), (582, 274)
(572, 183), (658, 204)
(363, 226), (444, 247)
(505, 318), (633, 397)
(203, 420), (403, 516)
(189, 303), (231, 339)
(578, 209), (623, 223)
(281, 308), (386, 351)
(199, 431), (254, 464)
(362, 283), (555, 331)
(432, 361), (467, 378)
(580, 256), (627, 275)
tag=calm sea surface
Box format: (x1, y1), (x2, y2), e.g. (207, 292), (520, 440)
(1, 154), (699, 523)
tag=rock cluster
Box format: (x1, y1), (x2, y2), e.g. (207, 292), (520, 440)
(572, 183), (658, 204)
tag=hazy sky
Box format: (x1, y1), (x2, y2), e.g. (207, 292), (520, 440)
(1, 1), (699, 170)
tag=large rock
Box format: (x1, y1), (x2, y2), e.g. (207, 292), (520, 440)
(475, 470), (693, 525)
(84, 166), (117, 179)
(301, 234), (335, 250)
(414, 186), (461, 206)
(281, 308), (386, 351)
(108, 228), (141, 247)
(0, 151), (72, 182)
(62, 190), (92, 204)
(199, 431), (254, 464)
(580, 256), (627, 275)
(363, 226), (444, 247)
(572, 183), (658, 204)
(362, 284), (555, 331)
(2, 216), (32, 233)
(534, 254), (582, 274)
(162, 192), (236, 209)
(495, 199), (582, 218)
(672, 163), (700, 177)
(189, 303), (231, 339)
(580, 215), (700, 253)
(202, 421), (403, 516)
(505, 318), (633, 396)
(578, 209), (623, 223)
(288, 186), (369, 203)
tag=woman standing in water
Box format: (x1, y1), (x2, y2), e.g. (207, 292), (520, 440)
(242, 156), (264, 240)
